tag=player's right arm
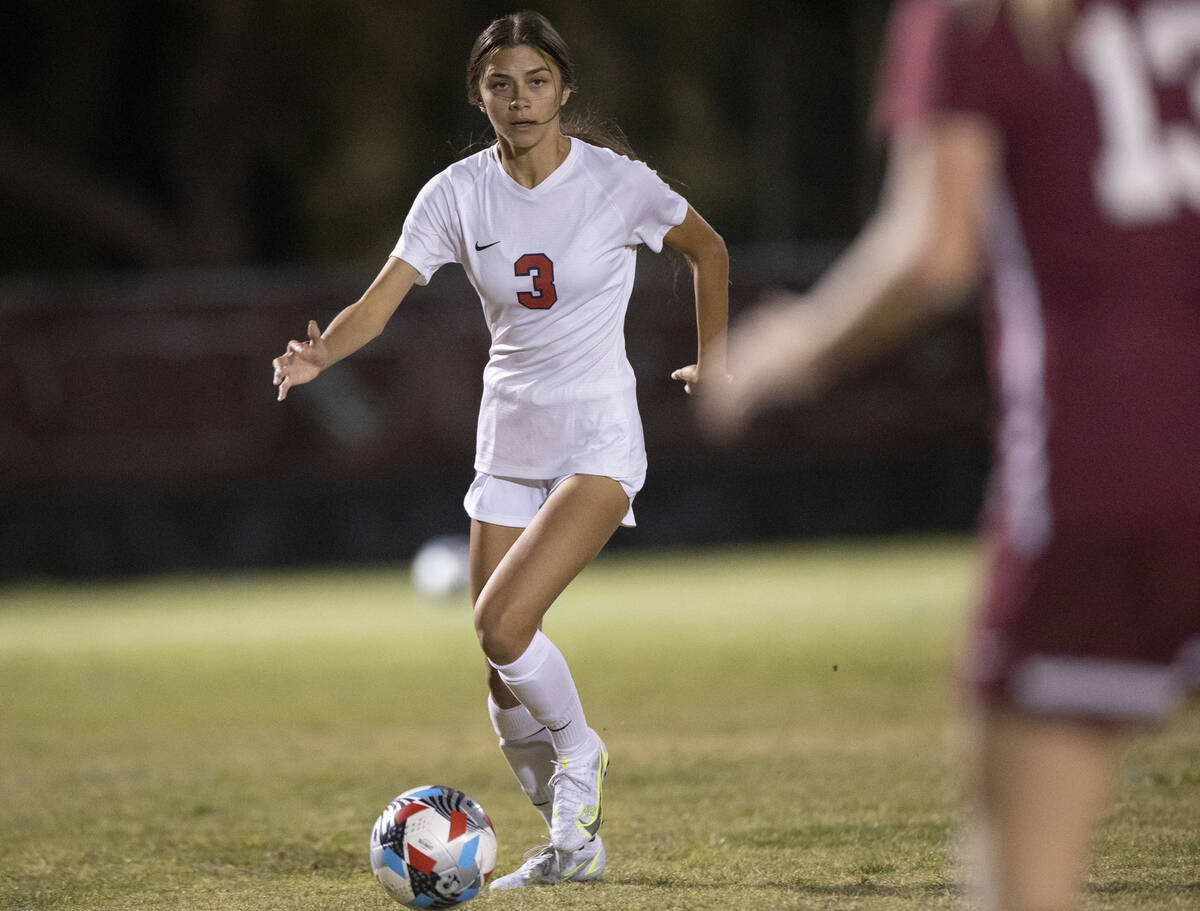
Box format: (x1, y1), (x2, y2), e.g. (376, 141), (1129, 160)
(272, 256), (421, 401)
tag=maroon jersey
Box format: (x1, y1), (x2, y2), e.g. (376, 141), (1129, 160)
(880, 0), (1200, 552)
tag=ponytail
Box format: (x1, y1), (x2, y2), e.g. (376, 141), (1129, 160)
(562, 111), (638, 161)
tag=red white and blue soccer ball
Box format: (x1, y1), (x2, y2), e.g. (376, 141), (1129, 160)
(369, 785), (498, 908)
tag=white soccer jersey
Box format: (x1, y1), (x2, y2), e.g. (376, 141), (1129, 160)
(392, 138), (687, 482)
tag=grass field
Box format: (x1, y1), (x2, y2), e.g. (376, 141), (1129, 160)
(1, 537), (1197, 910)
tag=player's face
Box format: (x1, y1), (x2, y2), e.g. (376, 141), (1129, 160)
(477, 44), (570, 151)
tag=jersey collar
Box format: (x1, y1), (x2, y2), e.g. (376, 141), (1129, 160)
(490, 137), (580, 198)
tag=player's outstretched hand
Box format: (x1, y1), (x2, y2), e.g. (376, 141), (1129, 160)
(272, 320), (328, 401)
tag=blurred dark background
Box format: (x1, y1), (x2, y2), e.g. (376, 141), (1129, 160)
(0, 0), (989, 580)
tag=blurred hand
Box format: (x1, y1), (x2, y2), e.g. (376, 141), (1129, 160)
(272, 320), (328, 401)
(700, 291), (824, 443)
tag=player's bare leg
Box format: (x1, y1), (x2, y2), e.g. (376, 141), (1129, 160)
(472, 473), (628, 666)
(471, 519), (561, 833)
(969, 706), (1127, 911)
(471, 474), (627, 885)
(470, 520), (525, 710)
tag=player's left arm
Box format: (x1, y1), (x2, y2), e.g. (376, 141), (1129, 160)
(664, 206), (729, 395)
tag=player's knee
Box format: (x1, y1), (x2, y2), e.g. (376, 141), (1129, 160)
(473, 593), (524, 665)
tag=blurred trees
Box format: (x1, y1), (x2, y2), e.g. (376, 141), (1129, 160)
(0, 0), (892, 272)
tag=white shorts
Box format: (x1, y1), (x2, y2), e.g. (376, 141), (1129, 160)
(464, 472), (641, 528)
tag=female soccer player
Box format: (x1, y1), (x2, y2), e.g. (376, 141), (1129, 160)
(705, 1), (1199, 909)
(272, 10), (728, 891)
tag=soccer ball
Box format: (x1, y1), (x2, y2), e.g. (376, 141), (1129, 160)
(410, 535), (470, 600)
(369, 785), (498, 907)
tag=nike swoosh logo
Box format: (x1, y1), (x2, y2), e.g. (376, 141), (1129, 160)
(561, 858), (590, 879)
(474, 241), (500, 251)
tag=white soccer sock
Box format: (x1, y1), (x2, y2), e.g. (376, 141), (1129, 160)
(488, 694), (556, 825)
(490, 630), (591, 761)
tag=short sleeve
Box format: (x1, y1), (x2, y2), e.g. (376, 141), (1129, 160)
(873, 0), (952, 136)
(603, 156), (688, 253)
(936, 7), (1026, 133)
(874, 0), (1025, 140)
(391, 171), (461, 286)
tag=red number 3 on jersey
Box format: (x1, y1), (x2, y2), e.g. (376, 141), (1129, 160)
(514, 253), (558, 309)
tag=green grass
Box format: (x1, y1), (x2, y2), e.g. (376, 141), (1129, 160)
(1, 537), (1196, 910)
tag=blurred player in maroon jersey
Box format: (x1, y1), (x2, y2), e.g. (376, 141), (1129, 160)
(705, 1), (1200, 908)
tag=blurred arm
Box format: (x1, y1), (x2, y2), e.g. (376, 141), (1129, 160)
(704, 113), (1001, 435)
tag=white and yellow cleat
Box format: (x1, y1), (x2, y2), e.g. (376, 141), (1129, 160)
(549, 731), (608, 854)
(488, 837), (605, 890)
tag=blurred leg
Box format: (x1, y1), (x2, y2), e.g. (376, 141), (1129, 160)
(971, 705), (1127, 911)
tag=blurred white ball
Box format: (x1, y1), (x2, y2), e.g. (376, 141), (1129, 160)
(411, 535), (470, 600)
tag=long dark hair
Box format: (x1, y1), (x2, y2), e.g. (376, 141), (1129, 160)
(465, 10), (637, 160)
